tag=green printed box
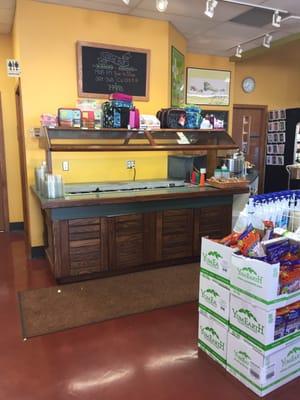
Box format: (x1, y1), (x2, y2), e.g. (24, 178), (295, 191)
(201, 238), (233, 287)
(227, 331), (300, 397)
(198, 310), (228, 368)
(231, 252), (300, 311)
(199, 270), (230, 326)
(230, 294), (300, 354)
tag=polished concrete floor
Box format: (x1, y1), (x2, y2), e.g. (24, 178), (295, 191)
(1, 232), (299, 400)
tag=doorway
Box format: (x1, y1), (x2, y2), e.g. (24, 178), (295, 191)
(0, 93), (9, 231)
(15, 84), (31, 257)
(232, 104), (268, 193)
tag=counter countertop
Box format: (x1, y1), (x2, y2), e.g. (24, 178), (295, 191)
(31, 184), (249, 209)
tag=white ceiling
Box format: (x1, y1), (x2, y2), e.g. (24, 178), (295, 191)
(1, 0), (300, 56)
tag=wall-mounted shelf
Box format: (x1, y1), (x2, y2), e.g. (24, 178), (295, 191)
(39, 126), (238, 175)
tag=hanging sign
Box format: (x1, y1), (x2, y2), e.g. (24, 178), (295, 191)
(6, 59), (21, 77)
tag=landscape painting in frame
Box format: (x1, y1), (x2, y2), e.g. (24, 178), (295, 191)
(186, 68), (231, 106)
(171, 46), (185, 107)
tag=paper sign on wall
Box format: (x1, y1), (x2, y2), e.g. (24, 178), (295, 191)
(6, 59), (21, 77)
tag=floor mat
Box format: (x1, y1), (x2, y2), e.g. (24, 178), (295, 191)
(18, 263), (199, 338)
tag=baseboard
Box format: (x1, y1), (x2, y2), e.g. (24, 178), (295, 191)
(9, 222), (24, 231)
(31, 246), (45, 259)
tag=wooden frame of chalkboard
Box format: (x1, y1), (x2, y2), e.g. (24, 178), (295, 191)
(77, 41), (150, 101)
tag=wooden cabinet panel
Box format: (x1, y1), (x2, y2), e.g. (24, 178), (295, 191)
(193, 205), (232, 256)
(109, 212), (156, 270)
(160, 209), (194, 260)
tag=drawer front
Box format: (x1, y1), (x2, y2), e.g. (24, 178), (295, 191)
(161, 209), (193, 260)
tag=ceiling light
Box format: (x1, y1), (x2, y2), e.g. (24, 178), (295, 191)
(262, 33), (272, 48)
(122, 0), (130, 4)
(204, 0), (218, 18)
(235, 45), (243, 58)
(156, 0), (168, 12)
(272, 10), (282, 28)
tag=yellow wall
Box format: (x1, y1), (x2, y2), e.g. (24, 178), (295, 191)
(14, 0), (172, 246)
(0, 34), (23, 223)
(186, 53), (235, 134)
(234, 40), (300, 108)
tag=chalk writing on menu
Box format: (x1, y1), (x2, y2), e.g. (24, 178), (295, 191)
(93, 51), (139, 93)
(77, 42), (149, 99)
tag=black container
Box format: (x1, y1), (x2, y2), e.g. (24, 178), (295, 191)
(168, 155), (207, 182)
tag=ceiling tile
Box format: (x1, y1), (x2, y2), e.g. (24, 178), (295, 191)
(37, 0), (130, 14)
(0, 22), (11, 34)
(204, 21), (267, 41)
(0, 0), (15, 9)
(261, 0), (300, 14)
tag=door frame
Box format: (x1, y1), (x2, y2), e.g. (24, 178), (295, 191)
(233, 104), (268, 193)
(0, 93), (9, 231)
(15, 82), (31, 257)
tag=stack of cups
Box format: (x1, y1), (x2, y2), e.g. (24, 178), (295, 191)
(43, 174), (64, 199)
(34, 161), (47, 192)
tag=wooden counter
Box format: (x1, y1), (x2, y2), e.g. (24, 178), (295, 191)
(32, 185), (248, 283)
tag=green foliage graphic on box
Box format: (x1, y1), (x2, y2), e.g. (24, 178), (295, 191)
(281, 347), (300, 370)
(200, 288), (220, 308)
(237, 266), (263, 287)
(203, 251), (223, 271)
(201, 326), (225, 351)
(234, 350), (251, 368)
(232, 308), (265, 335)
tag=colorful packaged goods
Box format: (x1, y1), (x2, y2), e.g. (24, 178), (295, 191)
(275, 302), (300, 339)
(58, 108), (81, 128)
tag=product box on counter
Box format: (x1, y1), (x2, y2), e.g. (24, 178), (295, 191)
(227, 331), (300, 397)
(229, 294), (300, 354)
(199, 270), (231, 325)
(230, 252), (300, 311)
(201, 237), (233, 287)
(198, 310), (228, 368)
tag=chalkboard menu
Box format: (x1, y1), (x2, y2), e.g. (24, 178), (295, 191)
(77, 41), (150, 101)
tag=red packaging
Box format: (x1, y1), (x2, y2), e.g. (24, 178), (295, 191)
(129, 108), (140, 129)
(109, 93), (133, 102)
(82, 111), (95, 129)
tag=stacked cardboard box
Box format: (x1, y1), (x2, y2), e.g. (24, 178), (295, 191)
(198, 237), (300, 397)
(198, 238), (233, 368)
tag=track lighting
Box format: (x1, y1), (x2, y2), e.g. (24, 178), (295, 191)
(122, 0), (130, 5)
(272, 10), (282, 28)
(156, 0), (168, 12)
(235, 45), (243, 58)
(262, 33), (272, 48)
(204, 0), (218, 18)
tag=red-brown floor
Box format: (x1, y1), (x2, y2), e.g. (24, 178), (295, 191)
(0, 232), (299, 400)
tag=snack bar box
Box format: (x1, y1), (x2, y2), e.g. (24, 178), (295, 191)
(227, 331), (300, 397)
(198, 310), (228, 369)
(230, 252), (300, 311)
(230, 294), (300, 354)
(201, 237), (233, 288)
(199, 270), (231, 326)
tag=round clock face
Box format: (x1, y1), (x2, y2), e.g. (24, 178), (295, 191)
(242, 77), (256, 93)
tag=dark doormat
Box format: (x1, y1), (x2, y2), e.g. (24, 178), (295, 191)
(18, 263), (199, 338)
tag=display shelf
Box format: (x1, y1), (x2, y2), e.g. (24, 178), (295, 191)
(39, 126), (238, 174)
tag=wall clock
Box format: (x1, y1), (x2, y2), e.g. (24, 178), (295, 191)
(242, 77), (256, 93)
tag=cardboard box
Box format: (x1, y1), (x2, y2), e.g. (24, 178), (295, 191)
(227, 331), (300, 397)
(199, 270), (231, 325)
(198, 310), (228, 368)
(201, 238), (233, 287)
(230, 253), (300, 311)
(229, 294), (300, 353)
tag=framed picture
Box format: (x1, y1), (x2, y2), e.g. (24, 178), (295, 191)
(77, 41), (150, 100)
(171, 46), (185, 107)
(186, 67), (231, 106)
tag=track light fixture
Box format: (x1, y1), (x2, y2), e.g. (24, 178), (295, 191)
(204, 0), (218, 18)
(262, 33), (272, 48)
(156, 0), (168, 12)
(122, 0), (130, 5)
(272, 10), (282, 28)
(235, 45), (243, 58)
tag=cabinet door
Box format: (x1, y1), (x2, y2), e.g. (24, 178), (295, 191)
(61, 217), (109, 277)
(109, 212), (157, 270)
(193, 205), (232, 256)
(158, 208), (194, 261)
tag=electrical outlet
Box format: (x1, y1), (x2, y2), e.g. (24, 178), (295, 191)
(62, 161), (69, 171)
(126, 160), (135, 169)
